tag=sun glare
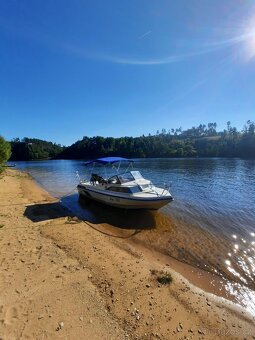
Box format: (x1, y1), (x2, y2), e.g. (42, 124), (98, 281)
(242, 15), (255, 61)
(246, 35), (255, 60)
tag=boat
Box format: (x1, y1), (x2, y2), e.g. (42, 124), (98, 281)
(77, 157), (173, 210)
(4, 163), (16, 168)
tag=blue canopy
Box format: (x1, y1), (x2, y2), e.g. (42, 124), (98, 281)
(84, 157), (134, 166)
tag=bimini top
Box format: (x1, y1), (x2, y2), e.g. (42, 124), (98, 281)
(84, 157), (134, 166)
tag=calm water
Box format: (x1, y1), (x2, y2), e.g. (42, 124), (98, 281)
(14, 158), (255, 312)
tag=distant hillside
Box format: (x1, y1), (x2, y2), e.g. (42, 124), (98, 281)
(10, 138), (63, 161)
(57, 121), (255, 159)
(10, 121), (255, 160)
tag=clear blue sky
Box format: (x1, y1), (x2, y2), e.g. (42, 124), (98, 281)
(1, 0), (255, 146)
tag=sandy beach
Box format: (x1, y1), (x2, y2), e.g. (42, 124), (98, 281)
(0, 169), (255, 340)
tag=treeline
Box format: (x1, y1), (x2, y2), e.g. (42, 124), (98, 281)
(9, 120), (255, 160)
(10, 138), (63, 161)
(58, 120), (255, 159)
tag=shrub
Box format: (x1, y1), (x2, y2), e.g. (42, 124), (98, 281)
(157, 272), (173, 285)
(0, 136), (11, 165)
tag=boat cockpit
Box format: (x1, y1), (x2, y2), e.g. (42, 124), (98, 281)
(90, 170), (149, 186)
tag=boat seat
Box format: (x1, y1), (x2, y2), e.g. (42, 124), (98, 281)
(90, 173), (107, 185)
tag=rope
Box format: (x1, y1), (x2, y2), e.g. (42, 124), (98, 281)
(54, 186), (78, 200)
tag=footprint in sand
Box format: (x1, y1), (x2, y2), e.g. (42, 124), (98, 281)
(3, 306), (19, 326)
(0, 305), (4, 325)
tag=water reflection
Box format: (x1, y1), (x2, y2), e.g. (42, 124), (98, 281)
(223, 234), (255, 289)
(225, 282), (255, 315)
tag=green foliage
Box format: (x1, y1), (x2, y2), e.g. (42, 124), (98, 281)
(157, 272), (173, 285)
(0, 136), (11, 164)
(151, 269), (173, 285)
(58, 135), (199, 159)
(10, 138), (63, 161)
(57, 120), (254, 159)
(9, 120), (255, 160)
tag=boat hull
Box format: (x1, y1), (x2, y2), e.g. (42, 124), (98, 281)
(77, 185), (173, 210)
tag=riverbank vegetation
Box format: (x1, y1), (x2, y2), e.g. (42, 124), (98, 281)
(10, 138), (63, 161)
(9, 120), (255, 160)
(0, 136), (11, 172)
(58, 120), (255, 159)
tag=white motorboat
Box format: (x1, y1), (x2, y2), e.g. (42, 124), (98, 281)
(77, 157), (173, 210)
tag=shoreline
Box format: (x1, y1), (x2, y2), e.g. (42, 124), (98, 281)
(77, 206), (255, 315)
(1, 169), (255, 339)
(20, 169), (250, 305)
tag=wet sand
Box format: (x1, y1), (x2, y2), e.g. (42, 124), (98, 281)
(73, 199), (255, 315)
(0, 169), (255, 339)
(75, 198), (255, 292)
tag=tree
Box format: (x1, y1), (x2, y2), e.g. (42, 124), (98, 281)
(227, 121), (231, 133)
(247, 120), (255, 135)
(10, 138), (63, 160)
(0, 136), (11, 164)
(207, 122), (217, 136)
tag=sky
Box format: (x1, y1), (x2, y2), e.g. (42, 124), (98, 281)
(1, 0), (255, 146)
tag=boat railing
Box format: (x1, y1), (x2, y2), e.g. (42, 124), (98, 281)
(161, 183), (171, 196)
(148, 182), (171, 196)
(76, 171), (81, 182)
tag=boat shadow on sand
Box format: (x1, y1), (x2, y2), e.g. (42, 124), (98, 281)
(24, 201), (73, 223)
(24, 194), (157, 238)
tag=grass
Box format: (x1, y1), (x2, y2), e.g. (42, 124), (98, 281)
(157, 272), (173, 285)
(150, 269), (173, 285)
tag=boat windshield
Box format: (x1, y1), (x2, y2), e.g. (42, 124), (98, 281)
(130, 171), (144, 180)
(118, 171), (144, 183)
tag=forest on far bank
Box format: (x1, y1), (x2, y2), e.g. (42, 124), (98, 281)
(9, 120), (255, 161)
(9, 138), (63, 161)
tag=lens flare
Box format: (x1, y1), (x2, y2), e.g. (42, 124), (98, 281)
(242, 15), (255, 61)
